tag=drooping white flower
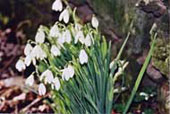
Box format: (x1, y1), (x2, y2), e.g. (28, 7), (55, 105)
(24, 54), (36, 67)
(67, 65), (75, 78)
(139, 92), (149, 100)
(59, 8), (70, 24)
(91, 15), (99, 29)
(57, 33), (65, 45)
(38, 83), (46, 96)
(15, 59), (26, 72)
(25, 74), (34, 86)
(114, 61), (128, 77)
(49, 24), (60, 37)
(53, 77), (60, 91)
(24, 44), (33, 56)
(62, 65), (74, 81)
(25, 54), (32, 66)
(79, 49), (88, 64)
(51, 45), (60, 56)
(63, 30), (72, 43)
(52, 0), (63, 12)
(35, 31), (45, 43)
(31, 45), (47, 60)
(75, 31), (85, 44)
(40, 69), (54, 84)
(109, 60), (115, 69)
(84, 33), (92, 47)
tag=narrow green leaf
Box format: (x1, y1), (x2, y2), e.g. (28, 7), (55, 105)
(123, 33), (157, 114)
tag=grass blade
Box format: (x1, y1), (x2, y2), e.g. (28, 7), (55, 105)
(123, 33), (157, 114)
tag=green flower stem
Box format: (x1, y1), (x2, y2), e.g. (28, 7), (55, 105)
(123, 33), (157, 114)
(116, 32), (130, 60)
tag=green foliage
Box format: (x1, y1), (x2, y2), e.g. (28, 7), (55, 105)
(152, 38), (170, 77)
(123, 32), (157, 114)
(50, 28), (114, 114)
(113, 104), (126, 113)
(144, 109), (154, 114)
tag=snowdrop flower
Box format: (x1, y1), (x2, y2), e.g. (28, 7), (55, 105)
(52, 0), (63, 12)
(139, 92), (149, 100)
(114, 61), (128, 77)
(53, 77), (60, 91)
(59, 8), (70, 24)
(31, 45), (47, 60)
(79, 49), (88, 64)
(91, 15), (99, 29)
(16, 59), (26, 72)
(75, 31), (85, 44)
(67, 65), (75, 78)
(40, 69), (54, 84)
(25, 74), (34, 86)
(49, 24), (60, 37)
(38, 83), (46, 96)
(114, 67), (123, 77)
(35, 31), (45, 43)
(51, 45), (60, 56)
(24, 54), (32, 66)
(62, 65), (74, 81)
(25, 53), (36, 67)
(84, 33), (92, 47)
(63, 30), (72, 43)
(57, 33), (65, 45)
(24, 44), (33, 56)
(109, 60), (115, 69)
(123, 62), (129, 69)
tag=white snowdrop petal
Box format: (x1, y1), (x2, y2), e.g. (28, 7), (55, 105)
(24, 54), (32, 67)
(49, 24), (60, 37)
(53, 77), (60, 91)
(52, 0), (63, 12)
(24, 44), (33, 56)
(46, 74), (54, 84)
(109, 60), (115, 69)
(62, 68), (70, 81)
(51, 45), (60, 56)
(61, 65), (74, 81)
(67, 65), (74, 78)
(57, 33), (65, 45)
(63, 30), (72, 43)
(75, 31), (85, 44)
(38, 83), (46, 96)
(79, 49), (88, 64)
(85, 33), (92, 47)
(15, 59), (26, 72)
(63, 10), (69, 23)
(35, 31), (45, 43)
(41, 69), (54, 84)
(32, 58), (36, 66)
(25, 74), (34, 86)
(91, 16), (99, 29)
(31, 45), (47, 60)
(59, 9), (70, 24)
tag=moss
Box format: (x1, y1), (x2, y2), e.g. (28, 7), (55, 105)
(152, 38), (170, 78)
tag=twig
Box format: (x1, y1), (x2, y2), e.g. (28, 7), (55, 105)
(20, 94), (49, 113)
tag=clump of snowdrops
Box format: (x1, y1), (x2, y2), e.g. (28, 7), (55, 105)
(16, 0), (128, 113)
